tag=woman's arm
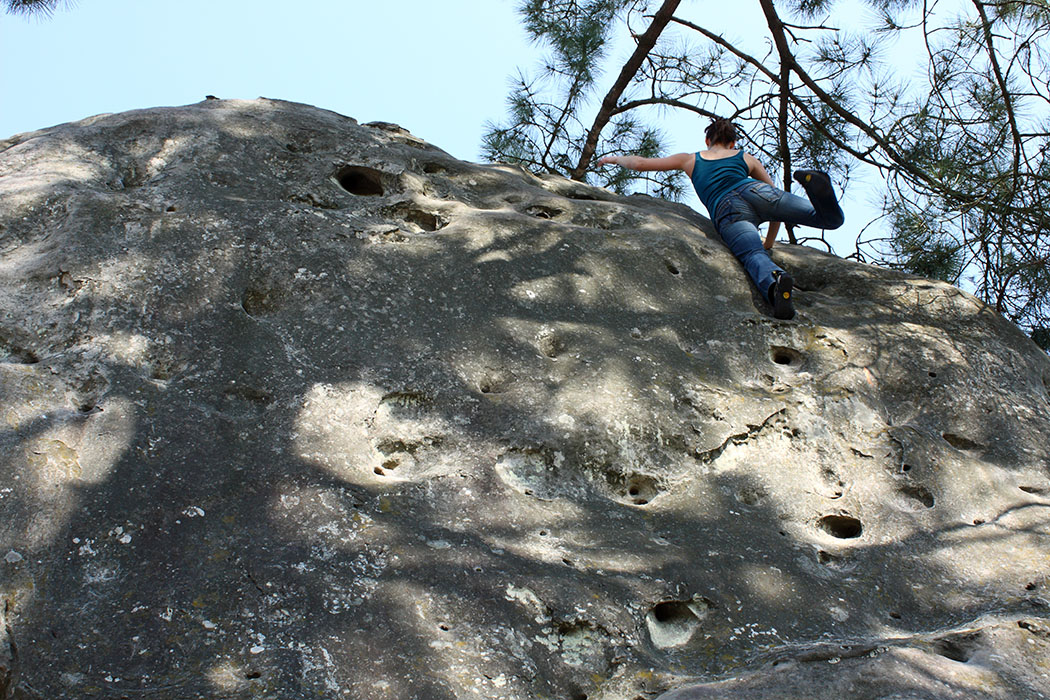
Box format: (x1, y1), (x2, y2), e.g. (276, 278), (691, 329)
(743, 153), (782, 249)
(598, 152), (694, 174)
(763, 221), (781, 250)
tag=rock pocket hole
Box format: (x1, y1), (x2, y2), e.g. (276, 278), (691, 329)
(380, 390), (431, 410)
(526, 204), (562, 220)
(652, 601), (696, 623)
(901, 484), (935, 509)
(934, 633), (980, 663)
(536, 330), (564, 359)
(646, 599), (707, 648)
(336, 165), (385, 196)
(624, 474), (659, 506)
(376, 438), (425, 456)
(0, 336), (39, 364)
(402, 208), (448, 233)
(1020, 485), (1049, 495)
(942, 432), (984, 451)
(478, 370), (513, 395)
(665, 261), (681, 276)
(818, 514), (863, 539)
(770, 346), (802, 367)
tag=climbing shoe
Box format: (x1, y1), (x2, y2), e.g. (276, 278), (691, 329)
(793, 169), (835, 203)
(792, 169), (844, 228)
(769, 271), (795, 320)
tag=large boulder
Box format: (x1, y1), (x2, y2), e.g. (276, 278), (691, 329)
(1, 98), (1048, 699)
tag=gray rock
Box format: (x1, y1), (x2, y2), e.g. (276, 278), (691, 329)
(0, 98), (1048, 700)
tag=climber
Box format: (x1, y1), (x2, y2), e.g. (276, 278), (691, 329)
(597, 118), (844, 320)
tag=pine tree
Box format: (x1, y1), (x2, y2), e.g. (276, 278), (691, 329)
(486, 0), (1050, 345)
(3, 0), (67, 17)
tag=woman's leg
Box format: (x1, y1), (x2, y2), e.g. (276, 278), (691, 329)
(741, 182), (843, 230)
(714, 192), (784, 300)
(794, 170), (844, 228)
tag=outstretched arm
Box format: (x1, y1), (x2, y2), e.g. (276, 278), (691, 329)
(598, 152), (694, 173)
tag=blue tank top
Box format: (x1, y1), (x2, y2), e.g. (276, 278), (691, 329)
(690, 151), (759, 216)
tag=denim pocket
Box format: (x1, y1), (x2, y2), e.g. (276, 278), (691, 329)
(747, 183), (782, 204)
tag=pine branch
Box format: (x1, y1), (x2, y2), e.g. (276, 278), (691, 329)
(757, 0), (982, 205)
(671, 15), (888, 171)
(569, 0), (682, 181)
(612, 96), (718, 118)
(972, 0), (1024, 196)
(3, 0), (66, 16)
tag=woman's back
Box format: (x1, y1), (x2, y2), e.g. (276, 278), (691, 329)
(690, 150), (758, 216)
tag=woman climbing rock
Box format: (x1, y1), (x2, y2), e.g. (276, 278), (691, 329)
(598, 118), (844, 320)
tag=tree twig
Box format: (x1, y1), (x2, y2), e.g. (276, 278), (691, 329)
(569, 0), (682, 180)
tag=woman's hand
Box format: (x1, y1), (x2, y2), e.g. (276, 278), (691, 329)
(764, 221), (781, 249)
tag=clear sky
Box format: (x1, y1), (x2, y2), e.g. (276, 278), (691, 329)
(1, 1), (890, 254)
(0, 1), (532, 162)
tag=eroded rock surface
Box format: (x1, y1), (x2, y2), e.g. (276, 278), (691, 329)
(1, 98), (1049, 699)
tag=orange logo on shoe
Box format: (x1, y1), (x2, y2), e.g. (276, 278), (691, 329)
(783, 292), (790, 299)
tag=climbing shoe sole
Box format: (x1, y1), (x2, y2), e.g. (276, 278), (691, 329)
(771, 271), (795, 320)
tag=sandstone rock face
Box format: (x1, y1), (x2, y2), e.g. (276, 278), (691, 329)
(1, 98), (1049, 700)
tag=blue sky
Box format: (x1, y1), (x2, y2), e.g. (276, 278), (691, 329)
(2, 1), (888, 254)
(0, 2), (533, 162)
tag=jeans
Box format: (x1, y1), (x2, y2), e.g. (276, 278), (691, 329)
(713, 181), (844, 299)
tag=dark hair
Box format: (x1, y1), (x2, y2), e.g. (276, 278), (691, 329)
(705, 118), (738, 146)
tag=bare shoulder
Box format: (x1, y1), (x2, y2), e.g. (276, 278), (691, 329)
(667, 152), (696, 176)
(742, 152), (773, 183)
(742, 152), (763, 168)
